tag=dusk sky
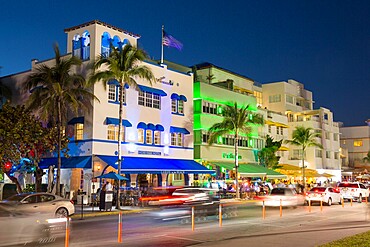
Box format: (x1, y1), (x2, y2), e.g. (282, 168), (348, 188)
(1, 1), (369, 126)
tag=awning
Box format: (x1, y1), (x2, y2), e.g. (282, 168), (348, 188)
(211, 162), (286, 178)
(138, 85), (167, 96)
(147, 123), (156, 130)
(39, 156), (92, 169)
(170, 126), (190, 134)
(179, 95), (187, 102)
(68, 117), (84, 125)
(105, 117), (132, 127)
(107, 80), (129, 88)
(97, 155), (215, 174)
(171, 93), (180, 99)
(137, 122), (147, 129)
(211, 162), (266, 177)
(156, 124), (164, 131)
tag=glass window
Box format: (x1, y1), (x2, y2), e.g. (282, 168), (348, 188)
(178, 100), (184, 114)
(268, 125), (271, 133)
(171, 99), (177, 113)
(316, 149), (322, 158)
(145, 92), (153, 108)
(146, 130), (153, 144)
(286, 95), (293, 104)
(269, 94), (281, 103)
(153, 94), (160, 109)
(138, 129), (144, 143)
(138, 91), (145, 106)
(171, 133), (177, 146)
(107, 125), (116, 140)
(75, 123), (84, 140)
(154, 131), (161, 145)
(334, 152), (339, 159)
(108, 85), (116, 101)
(326, 151), (331, 159)
(177, 133), (183, 146)
(354, 140), (363, 147)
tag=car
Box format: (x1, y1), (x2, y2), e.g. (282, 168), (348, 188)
(305, 187), (342, 206)
(1, 192), (75, 217)
(337, 182), (370, 203)
(263, 187), (305, 207)
(0, 204), (66, 246)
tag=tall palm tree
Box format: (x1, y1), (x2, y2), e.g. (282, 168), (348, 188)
(89, 44), (155, 208)
(207, 102), (264, 199)
(285, 126), (323, 192)
(24, 43), (97, 196)
(363, 151), (370, 164)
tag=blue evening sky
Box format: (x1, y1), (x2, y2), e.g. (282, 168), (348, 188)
(1, 0), (369, 126)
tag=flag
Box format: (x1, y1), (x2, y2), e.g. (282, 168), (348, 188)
(162, 31), (183, 50)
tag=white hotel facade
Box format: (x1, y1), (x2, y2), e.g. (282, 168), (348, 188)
(1, 20), (212, 196)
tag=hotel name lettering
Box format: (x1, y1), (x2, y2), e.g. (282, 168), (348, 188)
(222, 153), (242, 160)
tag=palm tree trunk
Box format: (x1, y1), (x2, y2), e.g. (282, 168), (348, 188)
(234, 132), (239, 199)
(56, 100), (62, 196)
(302, 148), (306, 193)
(116, 83), (124, 210)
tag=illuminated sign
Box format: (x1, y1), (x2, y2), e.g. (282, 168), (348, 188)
(138, 151), (161, 156)
(222, 152), (242, 160)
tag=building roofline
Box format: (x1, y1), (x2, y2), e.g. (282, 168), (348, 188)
(193, 62), (254, 82)
(64, 20), (141, 38)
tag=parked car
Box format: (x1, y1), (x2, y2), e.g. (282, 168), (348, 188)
(263, 187), (305, 207)
(0, 204), (65, 246)
(0, 183), (17, 200)
(337, 182), (370, 203)
(305, 187), (342, 206)
(1, 192), (75, 217)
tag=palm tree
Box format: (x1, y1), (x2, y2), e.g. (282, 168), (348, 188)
(24, 43), (97, 196)
(207, 102), (264, 199)
(363, 151), (370, 164)
(89, 44), (155, 208)
(285, 126), (323, 192)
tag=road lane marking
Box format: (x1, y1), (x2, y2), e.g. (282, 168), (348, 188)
(155, 234), (206, 243)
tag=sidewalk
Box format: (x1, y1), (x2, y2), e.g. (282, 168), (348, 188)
(71, 198), (257, 219)
(71, 204), (152, 219)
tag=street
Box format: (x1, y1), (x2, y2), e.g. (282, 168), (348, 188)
(35, 201), (370, 247)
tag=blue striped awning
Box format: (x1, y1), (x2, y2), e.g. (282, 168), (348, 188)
(138, 85), (167, 96)
(68, 117), (84, 125)
(105, 117), (132, 127)
(39, 156), (92, 169)
(170, 126), (190, 134)
(97, 155), (214, 174)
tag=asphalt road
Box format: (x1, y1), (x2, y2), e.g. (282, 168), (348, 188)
(29, 201), (370, 247)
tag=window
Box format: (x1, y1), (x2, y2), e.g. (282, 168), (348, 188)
(354, 140), (363, 147)
(107, 125), (124, 141)
(334, 152), (339, 159)
(108, 85), (116, 101)
(202, 101), (219, 115)
(138, 91), (161, 109)
(171, 133), (183, 146)
(75, 123), (84, 140)
(81, 31), (90, 60)
(325, 131), (330, 140)
(178, 100), (184, 114)
(269, 94), (281, 103)
(292, 149), (302, 159)
(138, 129), (144, 143)
(326, 151), (331, 159)
(101, 32), (111, 57)
(154, 131), (161, 145)
(108, 84), (125, 103)
(316, 149), (322, 158)
(146, 130), (153, 144)
(173, 174), (182, 180)
(268, 125), (271, 133)
(171, 99), (177, 113)
(286, 95), (293, 104)
(333, 133), (338, 141)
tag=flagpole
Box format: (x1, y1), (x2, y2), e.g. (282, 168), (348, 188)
(161, 25), (164, 64)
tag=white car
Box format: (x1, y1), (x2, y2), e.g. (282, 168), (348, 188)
(1, 192), (75, 217)
(305, 187), (342, 206)
(263, 187), (305, 207)
(337, 182), (370, 203)
(0, 204), (65, 246)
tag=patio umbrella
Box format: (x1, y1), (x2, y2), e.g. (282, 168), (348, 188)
(95, 171), (128, 180)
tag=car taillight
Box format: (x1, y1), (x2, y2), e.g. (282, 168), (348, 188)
(70, 200), (74, 205)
